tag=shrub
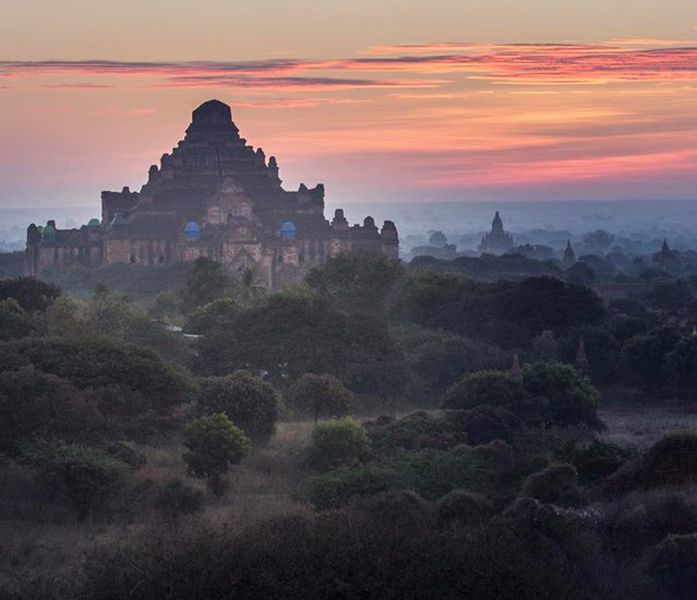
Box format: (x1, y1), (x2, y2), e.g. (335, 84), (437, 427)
(604, 433), (697, 496)
(448, 405), (524, 445)
(443, 370), (524, 411)
(522, 362), (602, 430)
(603, 491), (697, 555)
(183, 413), (251, 495)
(287, 373), (352, 422)
(304, 449), (483, 509)
(22, 442), (129, 520)
(197, 372), (278, 444)
(0, 298), (35, 340)
(556, 440), (630, 484)
(0, 368), (100, 454)
(154, 479), (204, 520)
(647, 533), (697, 599)
(0, 337), (195, 412)
(521, 463), (581, 507)
(437, 490), (493, 524)
(364, 411), (464, 452)
(307, 417), (371, 472)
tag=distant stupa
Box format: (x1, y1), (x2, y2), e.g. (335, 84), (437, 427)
(479, 211), (514, 255)
(562, 240), (576, 268)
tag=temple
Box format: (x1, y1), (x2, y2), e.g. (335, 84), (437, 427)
(479, 211), (514, 255)
(25, 100), (398, 289)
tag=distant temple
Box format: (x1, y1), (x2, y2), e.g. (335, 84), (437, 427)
(25, 100), (398, 288)
(479, 211), (513, 255)
(562, 240), (576, 268)
(652, 239), (679, 272)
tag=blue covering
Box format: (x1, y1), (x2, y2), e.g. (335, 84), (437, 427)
(184, 221), (201, 239)
(280, 221), (297, 240)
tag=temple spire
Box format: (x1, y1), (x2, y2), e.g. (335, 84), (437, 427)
(575, 338), (591, 378)
(510, 352), (523, 383)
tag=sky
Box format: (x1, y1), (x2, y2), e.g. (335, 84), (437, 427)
(1, 0), (697, 209)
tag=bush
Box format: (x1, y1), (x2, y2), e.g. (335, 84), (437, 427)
(448, 405), (524, 445)
(556, 440), (629, 484)
(521, 463), (581, 507)
(604, 433), (697, 496)
(443, 370), (524, 412)
(183, 413), (251, 495)
(197, 372), (278, 444)
(364, 411), (464, 452)
(0, 337), (195, 412)
(22, 442), (129, 520)
(522, 362), (602, 430)
(304, 449), (483, 509)
(287, 373), (352, 422)
(437, 489), (493, 524)
(154, 479), (204, 520)
(307, 417), (371, 472)
(0, 368), (100, 454)
(648, 533), (697, 599)
(603, 491), (697, 555)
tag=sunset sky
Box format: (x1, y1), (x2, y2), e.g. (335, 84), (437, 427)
(1, 0), (697, 208)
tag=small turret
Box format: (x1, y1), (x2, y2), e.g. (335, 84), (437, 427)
(331, 208), (349, 231)
(267, 156), (281, 183)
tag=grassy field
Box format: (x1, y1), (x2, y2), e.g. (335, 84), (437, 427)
(0, 421), (315, 587)
(599, 402), (697, 450)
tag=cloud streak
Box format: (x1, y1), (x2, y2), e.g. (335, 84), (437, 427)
(2, 40), (697, 88)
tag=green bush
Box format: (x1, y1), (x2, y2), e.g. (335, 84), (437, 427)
(448, 405), (524, 445)
(23, 442), (129, 520)
(304, 449), (483, 509)
(0, 368), (100, 454)
(521, 463), (581, 507)
(522, 362), (602, 430)
(364, 411), (464, 452)
(197, 372), (278, 444)
(183, 413), (251, 495)
(437, 489), (493, 524)
(307, 417), (371, 472)
(154, 479), (204, 520)
(0, 337), (195, 412)
(287, 373), (352, 422)
(556, 440), (629, 484)
(443, 370), (524, 411)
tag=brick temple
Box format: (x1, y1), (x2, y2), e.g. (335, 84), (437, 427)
(25, 99), (398, 288)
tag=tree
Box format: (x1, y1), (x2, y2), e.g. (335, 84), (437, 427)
(0, 337), (196, 413)
(582, 229), (615, 255)
(397, 326), (508, 404)
(0, 277), (60, 313)
(181, 258), (235, 312)
(307, 253), (403, 315)
(197, 372), (278, 444)
(558, 326), (621, 384)
(443, 371), (525, 412)
(185, 297), (240, 336)
(306, 417), (371, 472)
(196, 295), (407, 399)
(287, 373), (352, 422)
(668, 337), (697, 390)
(23, 442), (129, 520)
(650, 279), (693, 311)
(620, 328), (679, 391)
(0, 368), (99, 454)
(0, 298), (35, 340)
(522, 362), (601, 430)
(183, 413), (251, 495)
